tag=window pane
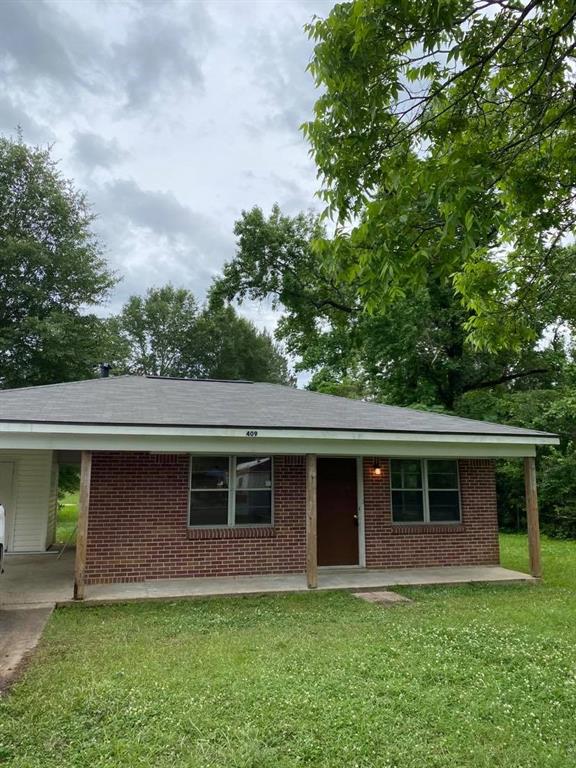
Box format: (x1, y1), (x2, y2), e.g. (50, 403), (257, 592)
(236, 457), (272, 490)
(235, 490), (272, 525)
(392, 490), (424, 522)
(428, 490), (460, 522)
(427, 460), (458, 489)
(191, 457), (229, 489)
(391, 459), (422, 489)
(189, 491), (228, 526)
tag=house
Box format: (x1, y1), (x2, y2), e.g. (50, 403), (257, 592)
(0, 375), (558, 598)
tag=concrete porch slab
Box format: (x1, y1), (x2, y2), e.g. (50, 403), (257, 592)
(0, 552), (535, 608)
(79, 565), (535, 605)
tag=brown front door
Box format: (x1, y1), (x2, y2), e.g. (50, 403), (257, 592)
(317, 458), (359, 566)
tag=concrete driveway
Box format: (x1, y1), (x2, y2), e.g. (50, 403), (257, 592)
(0, 607), (53, 692)
(1, 550), (75, 608)
(0, 551), (74, 692)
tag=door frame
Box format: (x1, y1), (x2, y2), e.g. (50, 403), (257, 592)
(316, 456), (366, 569)
(356, 457), (366, 568)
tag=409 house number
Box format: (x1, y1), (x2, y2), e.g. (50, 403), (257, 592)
(245, 430), (258, 437)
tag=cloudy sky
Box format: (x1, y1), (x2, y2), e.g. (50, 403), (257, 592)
(0, 0), (332, 331)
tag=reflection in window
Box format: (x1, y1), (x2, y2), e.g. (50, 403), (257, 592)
(189, 456), (272, 527)
(391, 459), (460, 524)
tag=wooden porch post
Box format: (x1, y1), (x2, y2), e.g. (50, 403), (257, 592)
(73, 450), (92, 600)
(524, 456), (542, 579)
(306, 454), (318, 589)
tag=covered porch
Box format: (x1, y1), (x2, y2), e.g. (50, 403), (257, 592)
(0, 548), (533, 608)
(70, 452), (544, 599)
(0, 451), (544, 607)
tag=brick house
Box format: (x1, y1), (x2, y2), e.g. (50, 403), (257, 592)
(0, 375), (557, 597)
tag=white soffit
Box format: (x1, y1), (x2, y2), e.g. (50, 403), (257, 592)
(0, 422), (555, 456)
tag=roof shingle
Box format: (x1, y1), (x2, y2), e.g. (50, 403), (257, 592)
(0, 375), (554, 437)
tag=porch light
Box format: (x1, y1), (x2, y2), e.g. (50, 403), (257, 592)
(373, 461), (382, 477)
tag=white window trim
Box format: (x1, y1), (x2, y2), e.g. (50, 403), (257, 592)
(188, 455), (274, 528)
(390, 458), (462, 525)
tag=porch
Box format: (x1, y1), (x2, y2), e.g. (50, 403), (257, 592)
(82, 565), (534, 604)
(0, 549), (533, 608)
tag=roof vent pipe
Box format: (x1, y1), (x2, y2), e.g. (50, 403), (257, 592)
(99, 363), (111, 378)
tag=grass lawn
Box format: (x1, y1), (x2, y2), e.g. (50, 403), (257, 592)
(1, 535), (575, 767)
(55, 491), (78, 546)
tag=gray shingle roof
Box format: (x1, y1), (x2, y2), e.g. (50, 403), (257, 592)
(0, 375), (554, 438)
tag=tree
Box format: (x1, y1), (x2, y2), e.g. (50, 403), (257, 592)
(218, 204), (576, 536)
(458, 359), (576, 537)
(193, 304), (290, 383)
(107, 285), (199, 377)
(110, 284), (290, 384)
(304, 0), (576, 350)
(0, 136), (116, 388)
(215, 205), (558, 409)
(211, 204), (360, 368)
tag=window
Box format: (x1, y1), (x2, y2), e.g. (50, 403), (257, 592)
(235, 457), (272, 525)
(189, 457), (229, 526)
(391, 459), (460, 524)
(189, 456), (273, 527)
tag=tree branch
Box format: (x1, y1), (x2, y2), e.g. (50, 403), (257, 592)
(463, 367), (551, 392)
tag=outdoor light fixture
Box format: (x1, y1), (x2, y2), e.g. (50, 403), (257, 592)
(373, 461), (382, 476)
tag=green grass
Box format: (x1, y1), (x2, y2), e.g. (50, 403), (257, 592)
(1, 534), (575, 767)
(55, 491), (78, 546)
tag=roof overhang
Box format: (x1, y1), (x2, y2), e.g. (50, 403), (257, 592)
(0, 422), (559, 458)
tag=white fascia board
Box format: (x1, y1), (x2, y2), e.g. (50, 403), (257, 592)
(0, 423), (551, 457)
(0, 421), (558, 444)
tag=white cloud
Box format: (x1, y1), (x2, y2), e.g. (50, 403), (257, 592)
(0, 0), (332, 352)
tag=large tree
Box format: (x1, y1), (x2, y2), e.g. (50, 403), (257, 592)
(304, 0), (576, 350)
(218, 204), (576, 536)
(214, 205), (558, 408)
(106, 285), (199, 377)
(0, 136), (116, 388)
(109, 284), (290, 384)
(458, 355), (576, 537)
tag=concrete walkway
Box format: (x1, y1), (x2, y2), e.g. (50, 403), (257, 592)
(82, 565), (534, 604)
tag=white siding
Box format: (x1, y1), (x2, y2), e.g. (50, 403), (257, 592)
(0, 450), (53, 552)
(46, 457), (59, 549)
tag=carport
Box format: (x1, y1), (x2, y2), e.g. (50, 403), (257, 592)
(1, 550), (75, 608)
(0, 447), (78, 607)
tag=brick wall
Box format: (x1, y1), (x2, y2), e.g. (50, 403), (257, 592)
(363, 457), (500, 568)
(84, 453), (306, 584)
(84, 452), (499, 584)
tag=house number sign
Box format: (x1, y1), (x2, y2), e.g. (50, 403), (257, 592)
(245, 430), (258, 437)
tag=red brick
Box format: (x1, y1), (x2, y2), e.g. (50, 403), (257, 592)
(85, 453), (499, 583)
